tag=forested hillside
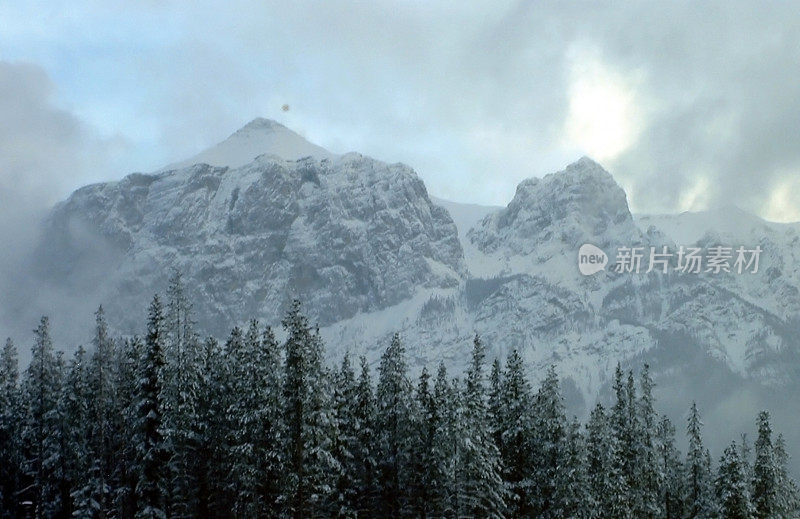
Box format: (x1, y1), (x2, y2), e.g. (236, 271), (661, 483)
(0, 273), (797, 518)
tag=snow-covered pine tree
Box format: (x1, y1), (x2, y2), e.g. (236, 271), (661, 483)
(280, 300), (337, 518)
(497, 349), (535, 517)
(531, 364), (567, 517)
(715, 440), (754, 519)
(586, 402), (627, 518)
(0, 338), (22, 518)
(162, 272), (202, 518)
(375, 333), (416, 518)
(59, 346), (94, 517)
(608, 364), (633, 517)
(88, 306), (119, 519)
(425, 363), (458, 518)
(226, 320), (283, 516)
(684, 401), (715, 518)
(637, 364), (662, 519)
(20, 316), (64, 518)
(330, 353), (359, 518)
(408, 366), (434, 517)
(752, 411), (777, 519)
(772, 433), (800, 518)
(352, 356), (378, 516)
(194, 336), (228, 518)
(455, 335), (505, 519)
(134, 296), (168, 519)
(656, 415), (684, 519)
(555, 418), (592, 518)
(115, 337), (144, 518)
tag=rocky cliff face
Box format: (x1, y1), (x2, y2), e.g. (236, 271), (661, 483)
(34, 120), (465, 338)
(30, 121), (800, 430)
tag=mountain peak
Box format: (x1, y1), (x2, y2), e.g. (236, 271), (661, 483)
(235, 117), (288, 134)
(165, 117), (334, 170)
(469, 158), (638, 254)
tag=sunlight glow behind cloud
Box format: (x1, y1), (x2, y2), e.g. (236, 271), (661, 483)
(564, 47), (644, 162)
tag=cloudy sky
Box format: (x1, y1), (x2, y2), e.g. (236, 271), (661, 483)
(2, 0), (800, 222)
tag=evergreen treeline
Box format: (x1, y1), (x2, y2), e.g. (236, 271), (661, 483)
(1, 274), (799, 518)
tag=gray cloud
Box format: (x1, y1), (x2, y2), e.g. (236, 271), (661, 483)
(2, 1), (800, 222)
(0, 61), (128, 350)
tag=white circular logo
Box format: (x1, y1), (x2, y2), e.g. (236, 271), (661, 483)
(578, 244), (608, 276)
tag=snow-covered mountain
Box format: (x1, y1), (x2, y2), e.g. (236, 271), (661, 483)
(28, 119), (800, 449)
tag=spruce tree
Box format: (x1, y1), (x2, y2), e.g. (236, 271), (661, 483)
(456, 335), (505, 518)
(684, 402), (714, 519)
(134, 296), (168, 519)
(497, 349), (535, 517)
(352, 356), (378, 516)
(162, 273), (202, 518)
(752, 411), (777, 519)
(609, 364), (633, 517)
(773, 433), (800, 518)
(637, 364), (661, 518)
(60, 346), (94, 517)
(375, 333), (415, 517)
(556, 418), (592, 518)
(656, 415), (684, 519)
(226, 321), (283, 516)
(330, 353), (359, 518)
(531, 364), (567, 517)
(716, 440), (754, 519)
(20, 316), (64, 518)
(0, 338), (22, 518)
(280, 300), (337, 518)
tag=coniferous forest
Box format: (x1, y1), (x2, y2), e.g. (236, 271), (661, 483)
(1, 274), (799, 518)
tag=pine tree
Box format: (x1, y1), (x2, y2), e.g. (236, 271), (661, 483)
(79, 306), (118, 518)
(408, 366), (434, 518)
(773, 434), (800, 518)
(351, 356), (378, 516)
(0, 338), (22, 518)
(20, 316), (65, 518)
(455, 335), (505, 518)
(752, 411), (777, 519)
(586, 402), (627, 518)
(684, 402), (714, 519)
(375, 333), (415, 517)
(556, 418), (592, 518)
(194, 336), (228, 518)
(716, 440), (754, 519)
(656, 415), (684, 519)
(330, 353), (359, 518)
(134, 296), (168, 519)
(162, 272), (202, 518)
(226, 320), (283, 516)
(60, 346), (94, 517)
(434, 363), (460, 517)
(280, 300), (337, 518)
(609, 364), (633, 518)
(115, 337), (144, 518)
(497, 349), (535, 517)
(531, 364), (567, 517)
(637, 364), (661, 519)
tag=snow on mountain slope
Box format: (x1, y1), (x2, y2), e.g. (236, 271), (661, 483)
(635, 207), (800, 321)
(28, 120), (800, 425)
(34, 121), (464, 339)
(165, 118), (334, 170)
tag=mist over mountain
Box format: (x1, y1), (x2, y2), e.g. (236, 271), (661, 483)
(11, 118), (800, 471)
